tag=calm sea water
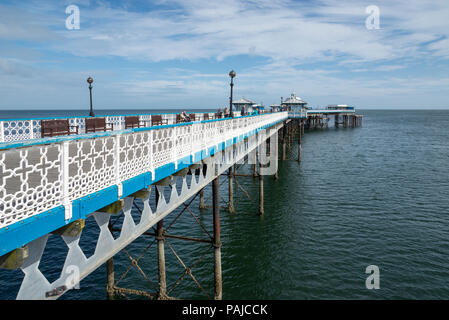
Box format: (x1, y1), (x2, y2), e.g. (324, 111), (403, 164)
(1, 109), (449, 300)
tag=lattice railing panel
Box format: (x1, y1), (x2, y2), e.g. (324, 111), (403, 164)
(152, 127), (174, 168)
(0, 144), (63, 228)
(0, 112), (287, 230)
(119, 131), (151, 181)
(67, 137), (116, 200)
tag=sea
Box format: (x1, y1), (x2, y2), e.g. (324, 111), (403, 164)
(1, 109), (449, 300)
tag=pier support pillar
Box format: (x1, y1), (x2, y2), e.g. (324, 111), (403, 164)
(298, 120), (302, 163)
(157, 220), (167, 299)
(282, 124), (287, 161)
(258, 146), (264, 216)
(199, 188), (206, 210)
(335, 114), (339, 128)
(106, 215), (115, 300)
(253, 147), (258, 177)
(106, 258), (115, 300)
(228, 167), (235, 213)
(274, 130), (279, 180)
(212, 177), (222, 300)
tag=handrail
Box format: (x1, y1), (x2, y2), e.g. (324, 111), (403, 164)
(0, 111), (263, 146)
(0, 112), (287, 231)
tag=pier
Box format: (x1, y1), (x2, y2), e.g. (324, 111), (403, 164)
(0, 108), (361, 300)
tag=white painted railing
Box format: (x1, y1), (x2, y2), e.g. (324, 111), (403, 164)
(0, 112), (287, 229)
(288, 109), (307, 118)
(0, 112), (229, 143)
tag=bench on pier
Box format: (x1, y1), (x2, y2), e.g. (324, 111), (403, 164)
(151, 115), (168, 126)
(125, 116), (149, 129)
(41, 119), (79, 138)
(85, 117), (114, 133)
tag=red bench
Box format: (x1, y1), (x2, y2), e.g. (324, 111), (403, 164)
(85, 117), (114, 133)
(151, 115), (168, 126)
(41, 119), (79, 137)
(125, 116), (149, 129)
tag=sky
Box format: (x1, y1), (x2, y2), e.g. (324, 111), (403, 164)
(0, 0), (449, 110)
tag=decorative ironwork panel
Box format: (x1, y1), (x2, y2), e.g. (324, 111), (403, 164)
(0, 144), (62, 228)
(67, 137), (116, 200)
(119, 131), (151, 181)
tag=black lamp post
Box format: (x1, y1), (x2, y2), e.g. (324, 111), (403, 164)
(87, 77), (94, 117)
(229, 70), (236, 118)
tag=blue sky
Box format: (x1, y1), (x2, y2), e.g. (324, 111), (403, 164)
(1, 0), (449, 110)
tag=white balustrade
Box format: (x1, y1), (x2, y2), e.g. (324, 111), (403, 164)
(0, 112), (287, 229)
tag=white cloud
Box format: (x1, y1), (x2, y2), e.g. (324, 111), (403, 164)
(1, 0), (449, 109)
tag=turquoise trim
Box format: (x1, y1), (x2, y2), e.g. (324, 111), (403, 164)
(193, 151), (202, 163)
(0, 113), (288, 151)
(177, 155), (193, 169)
(75, 185), (119, 219)
(121, 172), (152, 198)
(0, 206), (66, 255)
(0, 111), (214, 122)
(0, 117), (285, 255)
(153, 162), (176, 183)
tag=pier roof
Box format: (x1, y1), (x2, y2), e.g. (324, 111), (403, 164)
(283, 93), (307, 105)
(232, 97), (255, 105)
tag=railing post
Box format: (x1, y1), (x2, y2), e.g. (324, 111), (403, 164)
(172, 128), (178, 170)
(0, 121), (4, 142)
(190, 123), (195, 163)
(114, 134), (123, 198)
(29, 120), (34, 140)
(61, 141), (72, 220)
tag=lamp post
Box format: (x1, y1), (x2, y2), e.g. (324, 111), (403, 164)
(87, 77), (94, 117)
(229, 70), (236, 118)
